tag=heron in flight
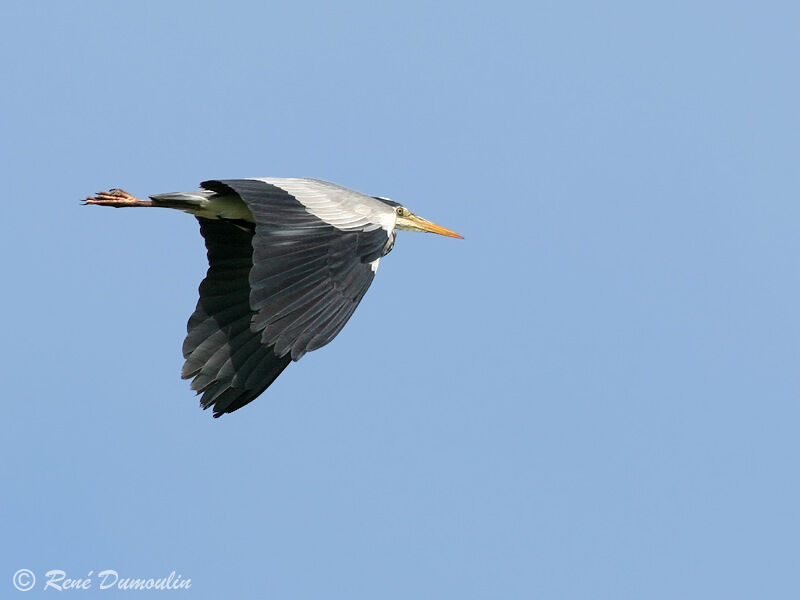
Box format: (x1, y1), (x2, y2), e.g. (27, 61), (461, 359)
(85, 178), (462, 417)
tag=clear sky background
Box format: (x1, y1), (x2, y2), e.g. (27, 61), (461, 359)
(2, 1), (799, 598)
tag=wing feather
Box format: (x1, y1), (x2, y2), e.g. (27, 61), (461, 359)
(181, 218), (290, 416)
(204, 179), (391, 362)
(181, 179), (394, 416)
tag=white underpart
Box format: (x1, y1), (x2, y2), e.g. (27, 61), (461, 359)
(254, 177), (397, 234)
(370, 258), (380, 272)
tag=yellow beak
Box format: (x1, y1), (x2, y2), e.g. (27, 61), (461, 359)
(406, 214), (464, 239)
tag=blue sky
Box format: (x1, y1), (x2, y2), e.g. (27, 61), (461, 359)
(2, 1), (799, 597)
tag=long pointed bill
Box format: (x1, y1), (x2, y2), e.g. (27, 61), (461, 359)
(407, 215), (464, 239)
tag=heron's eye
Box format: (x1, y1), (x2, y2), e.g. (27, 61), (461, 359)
(396, 207), (404, 216)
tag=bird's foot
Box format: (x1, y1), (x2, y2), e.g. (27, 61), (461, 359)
(83, 189), (154, 208)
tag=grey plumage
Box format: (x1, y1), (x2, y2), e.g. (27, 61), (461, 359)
(184, 179), (391, 416)
(84, 177), (461, 417)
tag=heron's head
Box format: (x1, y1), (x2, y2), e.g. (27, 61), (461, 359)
(392, 205), (463, 239)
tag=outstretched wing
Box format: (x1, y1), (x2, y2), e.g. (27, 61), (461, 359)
(183, 179), (393, 417)
(182, 218), (291, 416)
(203, 179), (392, 360)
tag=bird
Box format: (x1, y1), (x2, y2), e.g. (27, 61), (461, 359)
(84, 178), (462, 417)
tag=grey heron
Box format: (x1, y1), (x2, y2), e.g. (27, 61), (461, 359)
(84, 178), (462, 417)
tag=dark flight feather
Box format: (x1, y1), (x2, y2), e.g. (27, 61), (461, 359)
(182, 180), (392, 416)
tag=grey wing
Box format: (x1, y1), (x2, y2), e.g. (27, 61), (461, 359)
(201, 179), (392, 362)
(181, 217), (291, 417)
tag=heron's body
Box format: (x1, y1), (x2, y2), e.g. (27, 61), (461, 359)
(85, 177), (461, 417)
